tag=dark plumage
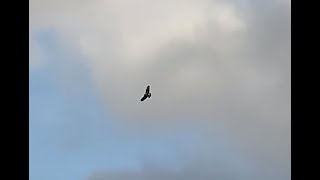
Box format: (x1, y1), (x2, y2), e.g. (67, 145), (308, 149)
(140, 85), (151, 101)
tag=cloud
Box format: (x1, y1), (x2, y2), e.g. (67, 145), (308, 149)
(30, 0), (291, 179)
(29, 34), (46, 70)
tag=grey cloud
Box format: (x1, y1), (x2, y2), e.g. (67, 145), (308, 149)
(87, 154), (282, 180)
(87, 0), (290, 179)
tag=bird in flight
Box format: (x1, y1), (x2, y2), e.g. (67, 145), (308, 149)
(140, 85), (151, 102)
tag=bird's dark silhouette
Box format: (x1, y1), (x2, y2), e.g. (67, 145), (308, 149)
(141, 85), (151, 101)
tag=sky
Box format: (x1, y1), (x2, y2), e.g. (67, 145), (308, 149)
(29, 0), (291, 180)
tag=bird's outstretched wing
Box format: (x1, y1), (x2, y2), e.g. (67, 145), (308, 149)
(141, 94), (148, 101)
(145, 86), (150, 94)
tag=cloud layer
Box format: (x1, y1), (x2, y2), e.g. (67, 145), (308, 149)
(30, 0), (291, 179)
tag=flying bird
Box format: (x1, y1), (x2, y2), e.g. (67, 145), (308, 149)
(140, 85), (151, 102)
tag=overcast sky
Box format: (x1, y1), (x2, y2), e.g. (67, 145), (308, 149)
(30, 0), (291, 179)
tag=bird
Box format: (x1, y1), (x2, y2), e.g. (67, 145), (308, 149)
(140, 85), (151, 101)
